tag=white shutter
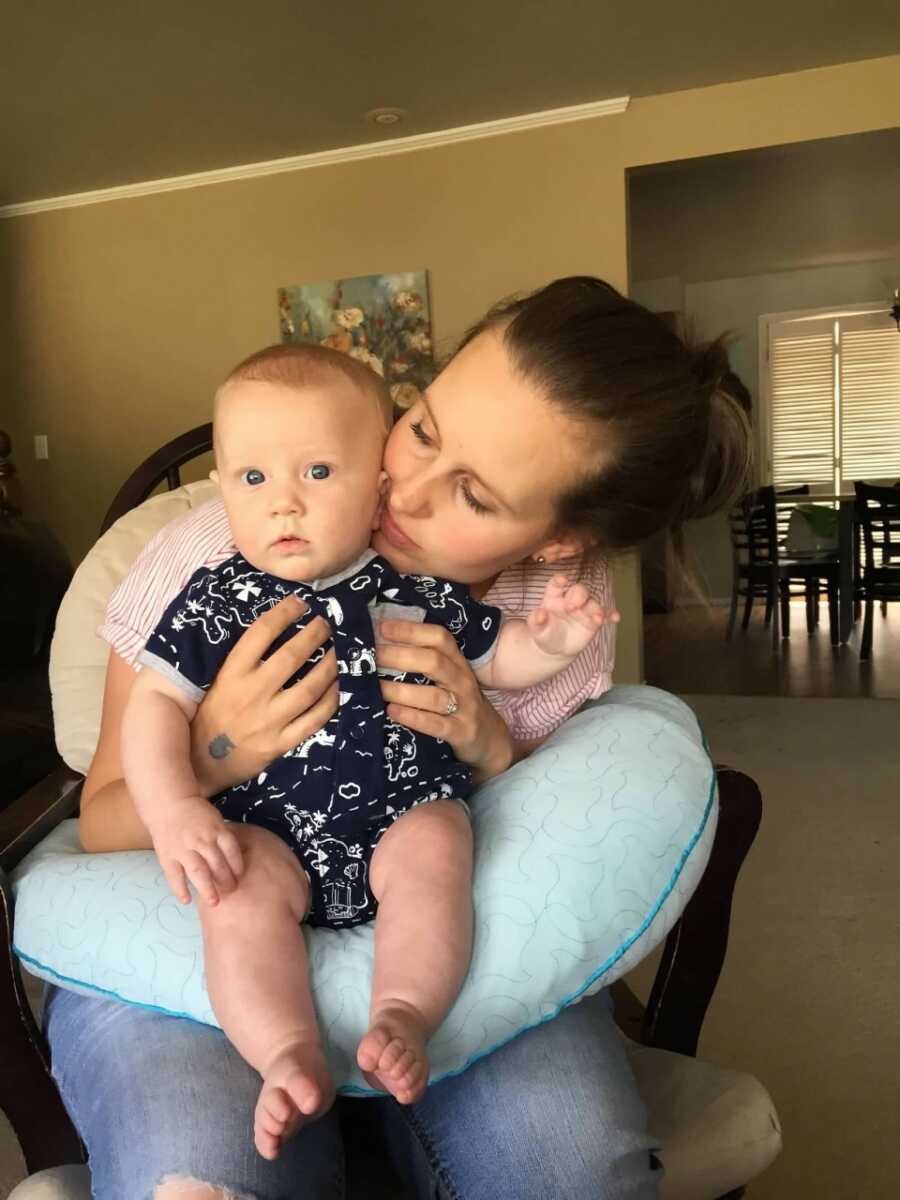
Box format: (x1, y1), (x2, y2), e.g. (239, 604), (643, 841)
(768, 317), (835, 487)
(838, 310), (900, 487)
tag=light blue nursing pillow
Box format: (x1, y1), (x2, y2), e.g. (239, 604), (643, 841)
(13, 686), (716, 1094)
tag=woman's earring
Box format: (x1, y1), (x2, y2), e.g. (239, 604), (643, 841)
(535, 555), (546, 564)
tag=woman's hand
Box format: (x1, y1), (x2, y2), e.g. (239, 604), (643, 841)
(375, 620), (513, 785)
(190, 595), (339, 795)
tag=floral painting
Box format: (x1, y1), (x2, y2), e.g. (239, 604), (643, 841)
(277, 270), (434, 411)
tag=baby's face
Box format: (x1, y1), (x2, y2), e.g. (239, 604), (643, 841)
(213, 378), (387, 583)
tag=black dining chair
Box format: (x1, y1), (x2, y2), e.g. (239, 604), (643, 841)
(726, 486), (839, 648)
(775, 484), (825, 629)
(853, 481), (900, 660)
(881, 481), (900, 617)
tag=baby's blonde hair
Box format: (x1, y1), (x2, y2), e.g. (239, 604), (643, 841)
(218, 343), (393, 433)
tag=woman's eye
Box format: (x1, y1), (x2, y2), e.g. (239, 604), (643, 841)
(241, 469), (265, 486)
(461, 481), (489, 515)
(410, 420), (432, 447)
(306, 464), (331, 480)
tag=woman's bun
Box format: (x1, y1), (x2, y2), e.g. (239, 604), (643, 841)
(681, 363), (753, 522)
(690, 335), (732, 395)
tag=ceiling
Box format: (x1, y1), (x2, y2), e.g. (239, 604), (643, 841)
(3, 0), (899, 207)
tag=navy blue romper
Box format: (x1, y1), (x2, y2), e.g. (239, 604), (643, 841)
(141, 549), (502, 929)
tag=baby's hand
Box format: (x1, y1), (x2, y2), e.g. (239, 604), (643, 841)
(526, 574), (620, 658)
(150, 796), (244, 906)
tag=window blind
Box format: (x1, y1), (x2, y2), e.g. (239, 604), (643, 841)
(768, 317), (835, 488)
(839, 310), (900, 487)
(766, 306), (900, 491)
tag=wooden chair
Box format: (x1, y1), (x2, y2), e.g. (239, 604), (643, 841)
(1, 429), (781, 1199)
(852, 485), (900, 626)
(776, 484), (825, 630)
(726, 493), (773, 644)
(99, 421), (213, 534)
(854, 481), (900, 660)
(883, 481), (900, 617)
(726, 485), (839, 649)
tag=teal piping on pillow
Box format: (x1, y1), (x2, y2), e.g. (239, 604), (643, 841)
(12, 949), (201, 1024)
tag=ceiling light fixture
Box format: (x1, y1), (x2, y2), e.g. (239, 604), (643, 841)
(365, 107), (407, 128)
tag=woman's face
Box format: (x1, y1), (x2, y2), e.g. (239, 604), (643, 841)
(373, 330), (601, 585)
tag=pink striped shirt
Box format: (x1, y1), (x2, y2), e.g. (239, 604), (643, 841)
(100, 497), (615, 739)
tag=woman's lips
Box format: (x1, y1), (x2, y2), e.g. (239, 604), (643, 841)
(379, 506), (418, 550)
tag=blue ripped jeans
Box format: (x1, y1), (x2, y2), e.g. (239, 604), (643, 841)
(45, 985), (661, 1200)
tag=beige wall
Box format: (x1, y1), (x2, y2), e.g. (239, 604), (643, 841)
(4, 53), (900, 683)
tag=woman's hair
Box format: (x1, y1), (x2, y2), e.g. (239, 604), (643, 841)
(456, 276), (752, 560)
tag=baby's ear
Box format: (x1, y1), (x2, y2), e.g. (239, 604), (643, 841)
(373, 472), (389, 530)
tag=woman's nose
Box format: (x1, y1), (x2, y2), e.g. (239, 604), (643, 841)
(389, 468), (432, 516)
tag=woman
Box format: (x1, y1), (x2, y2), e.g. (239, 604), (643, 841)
(47, 277), (749, 1200)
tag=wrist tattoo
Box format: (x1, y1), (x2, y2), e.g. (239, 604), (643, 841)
(208, 733), (236, 760)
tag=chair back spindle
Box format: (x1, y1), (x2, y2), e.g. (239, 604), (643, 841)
(100, 423), (213, 536)
(854, 482), (900, 581)
(744, 486), (778, 567)
(853, 481), (900, 660)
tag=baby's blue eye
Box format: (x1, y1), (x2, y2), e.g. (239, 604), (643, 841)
(241, 469), (265, 486)
(306, 464), (331, 480)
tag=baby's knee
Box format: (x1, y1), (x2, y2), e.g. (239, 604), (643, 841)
(154, 1175), (256, 1200)
(215, 825), (309, 920)
(416, 798), (473, 855)
(378, 799), (472, 884)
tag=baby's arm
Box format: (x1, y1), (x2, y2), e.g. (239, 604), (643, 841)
(122, 668), (243, 904)
(475, 575), (617, 691)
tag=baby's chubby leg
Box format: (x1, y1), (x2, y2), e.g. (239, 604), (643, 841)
(197, 825), (334, 1160)
(357, 799), (473, 1104)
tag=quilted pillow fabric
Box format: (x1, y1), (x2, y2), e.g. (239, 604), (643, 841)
(13, 685), (716, 1093)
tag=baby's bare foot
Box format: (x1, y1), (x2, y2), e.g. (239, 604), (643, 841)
(357, 1003), (429, 1104)
(255, 1041), (335, 1160)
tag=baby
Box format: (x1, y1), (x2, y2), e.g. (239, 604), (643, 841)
(122, 343), (609, 1158)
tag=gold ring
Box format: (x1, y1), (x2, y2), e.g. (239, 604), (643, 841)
(445, 690), (459, 716)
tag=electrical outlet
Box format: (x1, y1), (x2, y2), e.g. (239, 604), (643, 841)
(34, 434), (49, 460)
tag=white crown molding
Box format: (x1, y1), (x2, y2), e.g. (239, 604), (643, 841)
(1, 95), (629, 220)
